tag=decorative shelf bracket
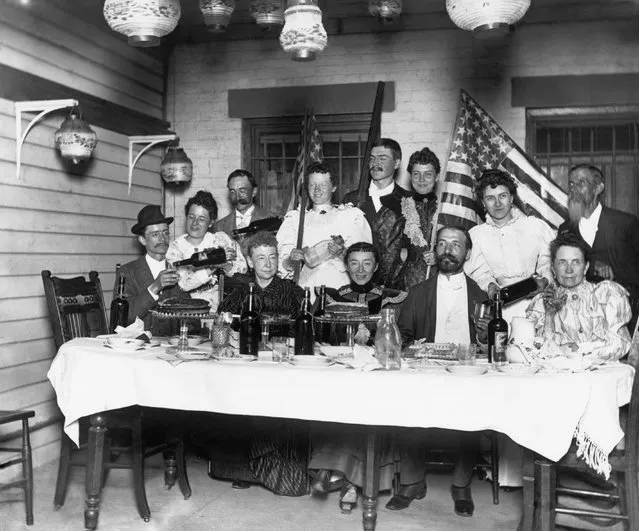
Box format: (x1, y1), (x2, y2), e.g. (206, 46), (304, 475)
(15, 99), (79, 179)
(128, 134), (177, 194)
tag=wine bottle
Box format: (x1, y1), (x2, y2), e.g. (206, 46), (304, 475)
(487, 292), (508, 366)
(294, 287), (314, 355)
(232, 217), (283, 237)
(110, 271), (129, 333)
(500, 276), (540, 306)
(374, 308), (402, 370)
(173, 248), (227, 269)
(314, 285), (329, 343)
(239, 282), (260, 356)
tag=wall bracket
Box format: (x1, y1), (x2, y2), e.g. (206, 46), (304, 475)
(128, 134), (177, 194)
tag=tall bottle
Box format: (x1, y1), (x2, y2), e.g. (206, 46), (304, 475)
(173, 248), (227, 269)
(109, 265), (129, 333)
(375, 308), (402, 370)
(313, 285), (329, 343)
(232, 217), (283, 237)
(294, 287), (314, 355)
(487, 292), (508, 366)
(500, 276), (540, 306)
(240, 282), (261, 355)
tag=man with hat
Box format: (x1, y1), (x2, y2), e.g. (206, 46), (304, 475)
(115, 205), (186, 334)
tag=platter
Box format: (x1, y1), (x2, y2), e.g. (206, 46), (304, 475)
(445, 365), (487, 376)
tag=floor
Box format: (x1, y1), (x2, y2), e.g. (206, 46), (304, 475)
(2, 454), (523, 531)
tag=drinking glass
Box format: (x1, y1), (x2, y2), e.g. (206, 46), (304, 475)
(456, 343), (477, 365)
(271, 337), (289, 363)
(472, 301), (493, 324)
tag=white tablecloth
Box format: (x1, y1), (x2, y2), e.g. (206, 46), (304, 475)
(47, 338), (634, 467)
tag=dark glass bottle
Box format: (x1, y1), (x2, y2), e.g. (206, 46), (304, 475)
(313, 285), (329, 343)
(109, 267), (129, 333)
(239, 283), (261, 356)
(173, 248), (227, 269)
(500, 277), (539, 305)
(295, 287), (314, 355)
(232, 217), (283, 237)
(487, 292), (508, 365)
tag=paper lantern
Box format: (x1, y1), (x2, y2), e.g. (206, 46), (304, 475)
(200, 0), (235, 33)
(368, 0), (403, 24)
(250, 0), (285, 32)
(160, 145), (193, 186)
(54, 109), (97, 164)
(446, 0), (531, 38)
(279, 0), (327, 62)
(103, 0), (181, 47)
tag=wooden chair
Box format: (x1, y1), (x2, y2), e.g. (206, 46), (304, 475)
(535, 317), (639, 530)
(0, 410), (35, 525)
(41, 270), (191, 521)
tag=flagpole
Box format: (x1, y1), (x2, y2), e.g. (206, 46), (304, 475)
(426, 89), (466, 280)
(357, 81), (385, 206)
(293, 107), (311, 284)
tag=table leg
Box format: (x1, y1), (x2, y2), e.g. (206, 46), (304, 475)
(362, 427), (380, 531)
(536, 457), (556, 531)
(84, 414), (107, 531)
(518, 448), (535, 531)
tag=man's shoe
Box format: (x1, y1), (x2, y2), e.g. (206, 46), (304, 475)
(385, 482), (427, 511)
(451, 485), (474, 517)
(231, 480), (251, 489)
(339, 481), (358, 514)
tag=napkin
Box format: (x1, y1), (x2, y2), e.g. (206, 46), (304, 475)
(115, 317), (152, 342)
(338, 345), (382, 371)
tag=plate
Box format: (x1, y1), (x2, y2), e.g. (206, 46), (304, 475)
(497, 364), (539, 376)
(217, 355), (256, 363)
(167, 336), (207, 347)
(104, 337), (145, 350)
(292, 356), (331, 367)
(446, 365), (487, 376)
(174, 351), (211, 361)
(319, 346), (353, 359)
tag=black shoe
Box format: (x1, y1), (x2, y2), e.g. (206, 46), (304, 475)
(451, 486), (474, 517)
(339, 481), (358, 514)
(310, 469), (343, 494)
(385, 483), (427, 511)
(232, 480), (251, 489)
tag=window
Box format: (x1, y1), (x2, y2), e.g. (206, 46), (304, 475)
(243, 114), (372, 215)
(527, 107), (639, 216)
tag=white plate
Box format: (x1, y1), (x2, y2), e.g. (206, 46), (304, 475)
(446, 365), (487, 376)
(104, 337), (145, 350)
(217, 355), (256, 363)
(292, 356), (331, 367)
(167, 336), (207, 347)
(497, 364), (539, 376)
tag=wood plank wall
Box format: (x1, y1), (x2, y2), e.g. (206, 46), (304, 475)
(0, 1), (167, 481)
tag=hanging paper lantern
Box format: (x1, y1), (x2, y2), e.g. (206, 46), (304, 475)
(250, 0), (285, 32)
(160, 145), (193, 186)
(200, 0), (235, 33)
(368, 0), (403, 24)
(54, 108), (97, 164)
(103, 0), (181, 47)
(446, 0), (531, 38)
(279, 0), (327, 62)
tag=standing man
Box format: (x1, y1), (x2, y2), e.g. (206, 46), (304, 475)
(116, 205), (186, 334)
(560, 164), (639, 329)
(342, 138), (410, 289)
(214, 169), (274, 236)
(392, 225), (486, 518)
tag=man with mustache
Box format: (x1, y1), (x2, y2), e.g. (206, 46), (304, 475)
(342, 138), (410, 289)
(389, 226), (487, 517)
(559, 164), (639, 330)
(115, 205), (185, 335)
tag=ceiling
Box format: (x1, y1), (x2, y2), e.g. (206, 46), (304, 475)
(35, 0), (639, 50)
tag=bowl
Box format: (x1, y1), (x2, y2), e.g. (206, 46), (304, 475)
(105, 336), (145, 350)
(167, 336), (206, 347)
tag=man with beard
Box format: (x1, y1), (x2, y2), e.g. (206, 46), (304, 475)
(342, 138), (410, 289)
(559, 164), (639, 329)
(389, 225), (486, 517)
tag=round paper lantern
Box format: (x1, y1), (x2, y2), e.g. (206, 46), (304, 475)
(279, 0), (327, 62)
(54, 109), (97, 164)
(250, 0), (285, 32)
(446, 0), (531, 38)
(103, 0), (181, 47)
(368, 0), (403, 24)
(200, 0), (235, 33)
(161, 145), (193, 186)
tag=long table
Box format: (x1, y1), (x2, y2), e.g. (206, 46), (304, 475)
(47, 338), (634, 530)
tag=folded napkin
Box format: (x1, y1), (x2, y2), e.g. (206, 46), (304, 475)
(338, 345), (382, 371)
(115, 317), (152, 342)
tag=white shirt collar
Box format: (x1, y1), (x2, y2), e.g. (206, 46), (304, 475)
(368, 181), (394, 198)
(236, 205), (255, 220)
(438, 271), (466, 289)
(578, 202), (602, 247)
(145, 254), (166, 280)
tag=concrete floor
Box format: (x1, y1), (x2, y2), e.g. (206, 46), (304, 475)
(2, 455), (523, 531)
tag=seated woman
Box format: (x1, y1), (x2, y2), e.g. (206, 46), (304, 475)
(526, 230), (632, 368)
(166, 191), (246, 312)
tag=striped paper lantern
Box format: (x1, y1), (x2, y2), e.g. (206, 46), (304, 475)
(103, 0), (181, 47)
(446, 0), (531, 37)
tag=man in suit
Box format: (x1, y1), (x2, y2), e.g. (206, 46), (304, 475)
(115, 205), (185, 335)
(342, 138), (410, 289)
(389, 225), (487, 517)
(560, 164), (639, 329)
(214, 169), (274, 236)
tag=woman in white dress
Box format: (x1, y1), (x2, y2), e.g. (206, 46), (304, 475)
(166, 190), (246, 311)
(276, 162), (372, 298)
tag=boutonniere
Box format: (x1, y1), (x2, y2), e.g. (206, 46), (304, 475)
(400, 197), (429, 248)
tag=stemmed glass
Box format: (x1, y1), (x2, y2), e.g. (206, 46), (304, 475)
(472, 301), (493, 355)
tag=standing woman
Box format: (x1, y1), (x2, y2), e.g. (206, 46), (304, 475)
(397, 148), (440, 289)
(166, 190), (247, 311)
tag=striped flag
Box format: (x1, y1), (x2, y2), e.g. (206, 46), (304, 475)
(282, 113), (324, 214)
(437, 90), (568, 230)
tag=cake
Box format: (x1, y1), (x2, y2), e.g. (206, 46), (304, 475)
(325, 302), (368, 317)
(158, 297), (210, 312)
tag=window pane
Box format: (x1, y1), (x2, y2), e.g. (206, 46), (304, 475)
(341, 141), (361, 158)
(323, 142), (340, 158)
(595, 127), (613, 152)
(265, 142), (283, 158)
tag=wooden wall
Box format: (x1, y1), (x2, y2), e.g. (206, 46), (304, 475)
(0, 1), (166, 480)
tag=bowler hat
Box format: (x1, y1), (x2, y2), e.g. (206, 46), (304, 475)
(131, 205), (174, 235)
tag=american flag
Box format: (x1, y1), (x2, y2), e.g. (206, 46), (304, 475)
(436, 90), (568, 230)
(282, 113), (324, 214)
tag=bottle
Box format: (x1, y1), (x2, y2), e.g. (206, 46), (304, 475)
(239, 283), (261, 356)
(109, 267), (129, 333)
(313, 285), (329, 343)
(374, 307), (402, 370)
(173, 248), (227, 268)
(488, 292), (508, 366)
(232, 217), (283, 237)
(500, 276), (540, 306)
(294, 287), (314, 355)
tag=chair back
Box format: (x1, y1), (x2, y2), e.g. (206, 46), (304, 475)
(42, 270), (108, 349)
(625, 316), (639, 465)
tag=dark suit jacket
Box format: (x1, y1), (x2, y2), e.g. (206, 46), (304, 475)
(559, 206), (639, 299)
(214, 204), (274, 236)
(116, 256), (185, 335)
(342, 183), (411, 289)
(397, 273), (486, 346)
